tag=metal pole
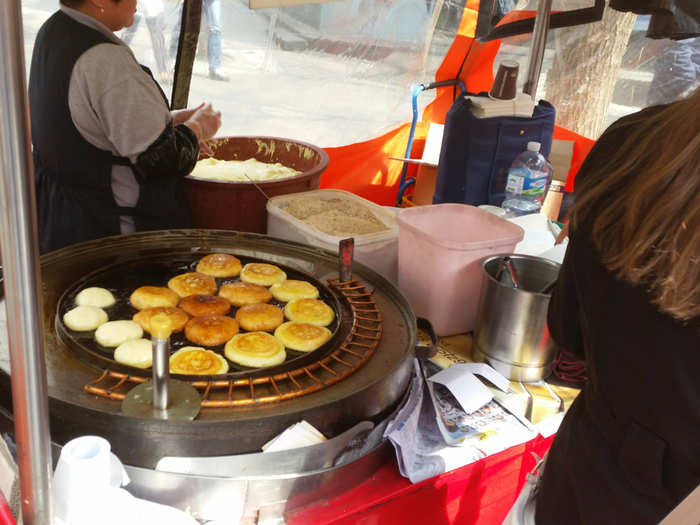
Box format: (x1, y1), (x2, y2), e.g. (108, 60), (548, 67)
(0, 1), (54, 524)
(523, 0), (553, 98)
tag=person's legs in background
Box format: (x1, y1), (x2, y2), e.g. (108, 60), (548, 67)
(145, 14), (170, 82)
(168, 0), (229, 81)
(169, 0), (181, 61)
(203, 0), (229, 81)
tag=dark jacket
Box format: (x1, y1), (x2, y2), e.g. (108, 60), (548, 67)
(535, 106), (700, 524)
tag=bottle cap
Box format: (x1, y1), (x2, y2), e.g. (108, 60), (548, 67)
(527, 141), (541, 152)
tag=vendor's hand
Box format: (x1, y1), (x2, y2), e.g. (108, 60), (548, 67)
(199, 140), (215, 157)
(184, 103), (222, 142)
(171, 102), (206, 126)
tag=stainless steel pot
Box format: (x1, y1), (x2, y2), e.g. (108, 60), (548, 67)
(473, 254), (561, 382)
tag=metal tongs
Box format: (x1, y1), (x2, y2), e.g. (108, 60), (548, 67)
(496, 256), (520, 289)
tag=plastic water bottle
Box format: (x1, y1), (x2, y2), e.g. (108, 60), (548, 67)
(502, 142), (549, 217)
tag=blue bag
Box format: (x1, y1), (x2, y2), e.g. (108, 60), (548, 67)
(433, 95), (556, 206)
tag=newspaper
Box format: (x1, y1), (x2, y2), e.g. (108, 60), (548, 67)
(384, 359), (537, 483)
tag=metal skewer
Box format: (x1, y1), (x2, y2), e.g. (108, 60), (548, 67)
(242, 171), (271, 200)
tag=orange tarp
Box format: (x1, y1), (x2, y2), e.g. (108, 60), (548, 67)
(320, 4), (594, 205)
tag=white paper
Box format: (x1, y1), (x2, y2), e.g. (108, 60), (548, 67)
(428, 362), (510, 414)
(53, 435), (197, 525)
(420, 123), (444, 166)
(262, 420), (326, 452)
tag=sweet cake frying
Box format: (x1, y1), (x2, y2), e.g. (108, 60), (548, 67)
(225, 332), (286, 368)
(75, 287), (115, 308)
(132, 307), (189, 334)
(184, 315), (239, 347)
(167, 272), (217, 298)
(63, 305), (108, 332)
(130, 286), (179, 310)
(196, 253), (242, 278)
(170, 346), (229, 375)
(178, 294), (231, 317)
(218, 281), (272, 306)
(284, 298), (335, 327)
(235, 303), (284, 332)
(274, 321), (332, 352)
(239, 263), (287, 287)
(269, 280), (319, 303)
(114, 338), (152, 369)
(94, 320), (143, 348)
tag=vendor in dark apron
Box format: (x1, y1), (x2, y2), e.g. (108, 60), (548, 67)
(28, 0), (222, 254)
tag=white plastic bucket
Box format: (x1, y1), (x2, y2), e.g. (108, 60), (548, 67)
(266, 189), (399, 283)
(396, 203), (524, 336)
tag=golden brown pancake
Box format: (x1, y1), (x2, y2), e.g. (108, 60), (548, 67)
(269, 280), (320, 303)
(218, 282), (272, 307)
(235, 303), (284, 332)
(178, 294), (231, 317)
(94, 320), (144, 348)
(63, 305), (109, 332)
(75, 287), (116, 308)
(130, 286), (179, 311)
(168, 272), (218, 298)
(196, 253), (242, 278)
(239, 263), (287, 287)
(114, 339), (152, 369)
(132, 307), (189, 334)
(184, 315), (239, 347)
(274, 322), (332, 352)
(224, 332), (286, 368)
(284, 298), (335, 327)
(170, 346), (229, 375)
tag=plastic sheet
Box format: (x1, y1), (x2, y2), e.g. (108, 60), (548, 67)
(494, 12), (699, 141)
(123, 0), (468, 147)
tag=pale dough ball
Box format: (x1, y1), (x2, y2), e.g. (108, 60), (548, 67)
(95, 320), (143, 348)
(75, 287), (116, 308)
(114, 339), (153, 369)
(63, 305), (108, 332)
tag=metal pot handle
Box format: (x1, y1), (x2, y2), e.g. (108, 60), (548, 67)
(415, 317), (438, 359)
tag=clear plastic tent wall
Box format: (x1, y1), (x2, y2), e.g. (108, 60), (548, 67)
(127, 0), (469, 147)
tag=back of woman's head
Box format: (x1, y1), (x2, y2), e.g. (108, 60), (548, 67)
(570, 88), (700, 320)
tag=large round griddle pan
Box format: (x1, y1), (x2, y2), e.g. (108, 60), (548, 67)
(0, 230), (415, 468)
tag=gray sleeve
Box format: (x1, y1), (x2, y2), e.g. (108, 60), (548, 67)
(68, 43), (171, 162)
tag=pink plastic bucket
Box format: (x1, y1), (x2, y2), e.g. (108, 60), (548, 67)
(396, 203), (524, 336)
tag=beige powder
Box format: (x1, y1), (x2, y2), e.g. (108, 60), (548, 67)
(285, 197), (389, 236)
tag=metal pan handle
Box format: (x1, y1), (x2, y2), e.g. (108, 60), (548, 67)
(415, 317), (438, 359)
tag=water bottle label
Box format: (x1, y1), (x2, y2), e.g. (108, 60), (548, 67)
(522, 169), (548, 197)
(506, 168), (547, 197)
(505, 168), (528, 194)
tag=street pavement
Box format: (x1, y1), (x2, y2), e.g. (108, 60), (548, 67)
(19, 0), (456, 148)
